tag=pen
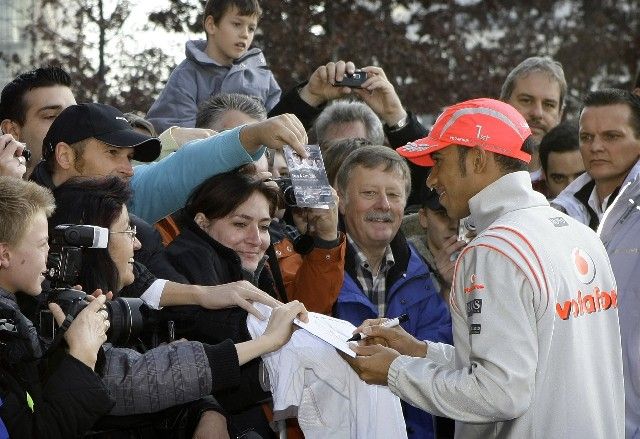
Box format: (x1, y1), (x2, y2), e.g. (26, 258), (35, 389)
(347, 313), (410, 342)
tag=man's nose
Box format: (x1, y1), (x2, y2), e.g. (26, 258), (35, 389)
(589, 136), (606, 152)
(426, 172), (436, 189)
(133, 236), (142, 250)
(374, 193), (391, 210)
(120, 160), (134, 178)
(529, 100), (544, 118)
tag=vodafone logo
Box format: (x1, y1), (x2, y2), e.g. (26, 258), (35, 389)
(572, 248), (596, 284)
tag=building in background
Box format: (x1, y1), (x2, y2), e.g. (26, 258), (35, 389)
(0, 0), (36, 88)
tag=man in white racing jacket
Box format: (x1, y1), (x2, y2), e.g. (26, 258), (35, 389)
(346, 97), (625, 438)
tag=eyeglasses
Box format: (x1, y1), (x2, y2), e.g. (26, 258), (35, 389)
(109, 225), (137, 242)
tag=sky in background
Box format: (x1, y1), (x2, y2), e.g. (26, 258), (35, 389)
(123, 0), (192, 65)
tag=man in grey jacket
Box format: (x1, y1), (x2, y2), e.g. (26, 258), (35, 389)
(553, 88), (640, 438)
(346, 97), (625, 438)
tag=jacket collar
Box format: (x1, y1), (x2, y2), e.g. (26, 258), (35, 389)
(345, 230), (411, 290)
(468, 171), (549, 235)
(185, 39), (264, 67)
(183, 218), (268, 282)
(553, 158), (640, 227)
(29, 160), (55, 190)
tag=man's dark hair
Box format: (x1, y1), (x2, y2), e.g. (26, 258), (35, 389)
(49, 176), (132, 294)
(0, 66), (71, 125)
(195, 93), (266, 129)
(457, 137), (535, 175)
(186, 164), (280, 220)
(583, 88), (640, 138)
(635, 68), (640, 89)
(203, 0), (262, 28)
(538, 120), (579, 173)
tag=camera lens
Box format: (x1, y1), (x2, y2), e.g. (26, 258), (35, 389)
(21, 148), (32, 162)
(106, 298), (145, 346)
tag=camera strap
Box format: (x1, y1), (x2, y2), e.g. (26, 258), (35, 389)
(44, 312), (75, 358)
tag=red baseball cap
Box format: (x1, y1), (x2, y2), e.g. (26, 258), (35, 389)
(396, 98), (532, 167)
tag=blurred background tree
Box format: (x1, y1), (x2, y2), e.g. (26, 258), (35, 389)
(2, 0), (638, 119)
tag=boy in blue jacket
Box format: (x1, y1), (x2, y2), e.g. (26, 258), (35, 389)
(147, 0), (281, 133)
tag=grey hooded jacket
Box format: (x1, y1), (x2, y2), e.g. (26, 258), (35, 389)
(147, 40), (281, 133)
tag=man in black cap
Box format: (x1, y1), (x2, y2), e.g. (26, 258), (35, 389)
(30, 103), (191, 292)
(30, 101), (289, 314)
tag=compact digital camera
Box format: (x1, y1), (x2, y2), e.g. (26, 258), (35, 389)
(333, 70), (367, 88)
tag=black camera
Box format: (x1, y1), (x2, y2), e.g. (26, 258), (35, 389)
(41, 225), (144, 346)
(334, 70), (367, 88)
(272, 177), (297, 207)
(21, 147), (31, 162)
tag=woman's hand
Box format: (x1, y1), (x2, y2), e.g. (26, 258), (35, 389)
(260, 300), (308, 352)
(234, 300), (308, 365)
(49, 294), (109, 370)
(195, 281), (283, 320)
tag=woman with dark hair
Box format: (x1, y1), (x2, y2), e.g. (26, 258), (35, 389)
(49, 176), (135, 294)
(168, 164), (281, 291)
(50, 175), (307, 438)
(165, 165), (290, 437)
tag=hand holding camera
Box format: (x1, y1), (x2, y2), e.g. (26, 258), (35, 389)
(48, 294), (109, 370)
(0, 134), (30, 179)
(333, 70), (368, 89)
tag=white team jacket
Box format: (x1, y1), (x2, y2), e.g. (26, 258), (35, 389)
(387, 171), (625, 438)
(247, 304), (407, 439)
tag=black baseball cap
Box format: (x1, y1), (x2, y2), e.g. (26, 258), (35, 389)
(42, 103), (161, 162)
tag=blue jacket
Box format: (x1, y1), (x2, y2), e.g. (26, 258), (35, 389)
(147, 40), (281, 133)
(130, 126), (264, 224)
(335, 233), (452, 439)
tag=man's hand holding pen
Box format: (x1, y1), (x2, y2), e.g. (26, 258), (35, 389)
(343, 316), (428, 385)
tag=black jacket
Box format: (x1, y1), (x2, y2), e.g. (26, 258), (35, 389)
(0, 289), (113, 438)
(164, 220), (279, 436)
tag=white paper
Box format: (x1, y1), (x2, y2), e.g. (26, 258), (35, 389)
(294, 312), (357, 357)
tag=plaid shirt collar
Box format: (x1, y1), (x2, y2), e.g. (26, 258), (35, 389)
(347, 235), (395, 317)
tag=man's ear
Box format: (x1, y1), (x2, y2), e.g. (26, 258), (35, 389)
(417, 208), (428, 229)
(0, 119), (20, 139)
(0, 243), (12, 269)
(55, 142), (75, 170)
(337, 190), (347, 215)
(471, 147), (489, 173)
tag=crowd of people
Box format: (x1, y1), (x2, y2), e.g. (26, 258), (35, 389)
(0, 0), (638, 438)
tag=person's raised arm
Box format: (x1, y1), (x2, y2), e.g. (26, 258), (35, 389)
(239, 114), (308, 158)
(158, 280), (283, 321)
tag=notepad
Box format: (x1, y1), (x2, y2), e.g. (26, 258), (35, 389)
(294, 312), (357, 357)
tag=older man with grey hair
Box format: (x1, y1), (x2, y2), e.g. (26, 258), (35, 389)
(313, 99), (386, 147)
(333, 144), (452, 439)
(500, 56), (567, 180)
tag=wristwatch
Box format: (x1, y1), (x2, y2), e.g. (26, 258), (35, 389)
(386, 114), (409, 132)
